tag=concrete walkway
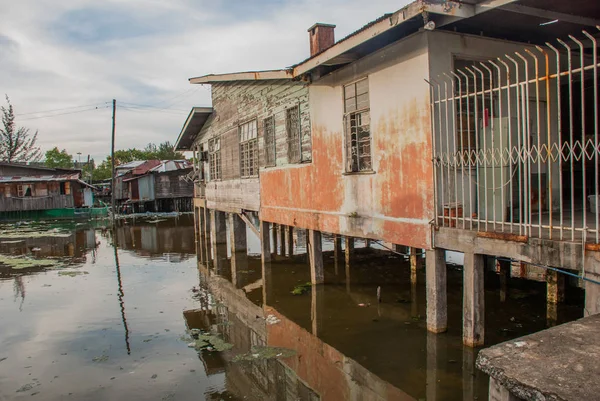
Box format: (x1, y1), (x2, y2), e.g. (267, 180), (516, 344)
(476, 314), (600, 401)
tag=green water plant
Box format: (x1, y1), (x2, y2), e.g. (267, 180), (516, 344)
(291, 282), (312, 295)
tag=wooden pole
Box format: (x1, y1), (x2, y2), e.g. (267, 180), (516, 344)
(110, 99), (116, 224)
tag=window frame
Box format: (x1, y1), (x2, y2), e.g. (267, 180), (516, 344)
(285, 105), (302, 164)
(263, 115), (276, 167)
(343, 77), (373, 173)
(208, 137), (222, 181)
(239, 119), (259, 178)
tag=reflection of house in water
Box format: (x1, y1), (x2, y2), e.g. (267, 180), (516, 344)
(114, 218), (196, 260)
(0, 228), (98, 260)
(187, 269), (434, 401)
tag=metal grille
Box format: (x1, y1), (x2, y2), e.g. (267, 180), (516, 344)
(264, 116), (276, 166)
(428, 28), (600, 243)
(286, 105), (301, 163)
(344, 78), (372, 172)
(239, 120), (258, 177)
(208, 137), (221, 181)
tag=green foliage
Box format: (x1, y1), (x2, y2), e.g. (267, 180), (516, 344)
(0, 95), (41, 163)
(44, 147), (73, 168)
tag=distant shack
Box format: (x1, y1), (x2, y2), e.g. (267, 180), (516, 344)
(114, 160), (194, 214)
(0, 163), (104, 220)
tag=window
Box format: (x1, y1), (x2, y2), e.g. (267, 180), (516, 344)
(17, 184), (33, 197)
(59, 182), (71, 195)
(208, 137), (221, 181)
(344, 78), (372, 172)
(286, 105), (301, 163)
(264, 116), (276, 167)
(239, 120), (258, 177)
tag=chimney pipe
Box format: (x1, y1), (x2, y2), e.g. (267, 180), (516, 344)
(308, 23), (336, 57)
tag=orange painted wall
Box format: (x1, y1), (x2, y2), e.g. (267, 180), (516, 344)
(260, 32), (434, 249)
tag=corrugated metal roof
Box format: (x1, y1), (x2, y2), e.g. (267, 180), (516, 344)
(149, 160), (192, 173)
(116, 160), (146, 170)
(0, 173), (80, 183)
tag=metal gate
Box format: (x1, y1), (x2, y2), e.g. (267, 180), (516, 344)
(428, 28), (600, 243)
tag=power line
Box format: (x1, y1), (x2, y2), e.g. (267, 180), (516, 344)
(119, 102), (188, 112)
(17, 105), (111, 121)
(15, 102), (109, 117)
(119, 106), (187, 116)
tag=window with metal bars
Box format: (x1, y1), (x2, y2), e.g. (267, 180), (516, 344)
(239, 120), (258, 177)
(344, 78), (372, 172)
(263, 116), (276, 167)
(208, 137), (221, 181)
(286, 105), (301, 163)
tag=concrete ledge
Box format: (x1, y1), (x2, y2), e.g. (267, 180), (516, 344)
(476, 314), (600, 401)
(434, 227), (600, 273)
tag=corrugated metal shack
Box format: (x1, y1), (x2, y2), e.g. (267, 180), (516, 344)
(121, 160), (193, 213)
(0, 163), (96, 218)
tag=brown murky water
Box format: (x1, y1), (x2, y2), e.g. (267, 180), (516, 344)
(0, 216), (584, 400)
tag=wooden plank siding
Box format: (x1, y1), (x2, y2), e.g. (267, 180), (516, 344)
(194, 79), (311, 213)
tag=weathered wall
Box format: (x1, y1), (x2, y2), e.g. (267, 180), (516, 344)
(260, 32), (434, 249)
(154, 170), (194, 199)
(0, 182), (74, 211)
(195, 80), (310, 212)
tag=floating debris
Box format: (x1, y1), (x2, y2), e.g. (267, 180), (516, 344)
(0, 254), (63, 270)
(184, 331), (233, 352)
(92, 355), (109, 362)
(291, 282), (312, 295)
(232, 346), (296, 362)
(265, 314), (281, 325)
(58, 271), (89, 277)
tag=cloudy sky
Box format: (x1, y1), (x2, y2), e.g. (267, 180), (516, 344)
(1, 0), (409, 162)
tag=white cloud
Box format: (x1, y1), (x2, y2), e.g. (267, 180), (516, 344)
(1, 0), (410, 162)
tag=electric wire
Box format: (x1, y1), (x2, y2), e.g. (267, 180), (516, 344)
(17, 105), (111, 121)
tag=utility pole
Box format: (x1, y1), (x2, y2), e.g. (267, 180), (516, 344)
(111, 99), (116, 224)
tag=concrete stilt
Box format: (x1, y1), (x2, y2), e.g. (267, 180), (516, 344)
(546, 269), (565, 304)
(585, 272), (600, 316)
(426, 331), (441, 401)
(410, 247), (418, 281)
(271, 223), (278, 258)
(210, 210), (227, 275)
(260, 221), (271, 305)
(278, 225), (285, 257)
(498, 258), (511, 302)
(462, 345), (476, 401)
(195, 207), (204, 263)
(229, 214), (248, 288)
(311, 284), (323, 336)
(203, 208), (211, 266)
(546, 269), (564, 326)
(463, 252), (485, 347)
(333, 235), (342, 275)
(426, 248), (447, 333)
(345, 236), (354, 267)
(285, 226), (294, 257)
(308, 230), (323, 284)
(365, 239), (371, 248)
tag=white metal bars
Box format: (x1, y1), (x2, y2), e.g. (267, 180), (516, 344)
(429, 28), (600, 243)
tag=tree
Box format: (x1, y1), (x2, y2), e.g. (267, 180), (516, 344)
(0, 96), (41, 163)
(44, 147), (73, 169)
(143, 141), (184, 160)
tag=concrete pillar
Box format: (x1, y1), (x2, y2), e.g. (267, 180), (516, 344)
(498, 258), (511, 303)
(489, 378), (522, 401)
(271, 223), (278, 258)
(278, 224), (286, 257)
(426, 331), (441, 401)
(426, 248), (447, 333)
(546, 269), (565, 304)
(260, 221), (271, 305)
(462, 346), (476, 401)
(410, 247), (418, 282)
(203, 208), (211, 266)
(345, 236), (354, 267)
(365, 239), (372, 248)
(311, 284), (324, 337)
(308, 230), (324, 284)
(463, 252), (485, 347)
(333, 235), (342, 275)
(210, 210), (227, 246)
(546, 269), (564, 326)
(229, 214), (248, 288)
(285, 226), (294, 257)
(585, 274), (600, 316)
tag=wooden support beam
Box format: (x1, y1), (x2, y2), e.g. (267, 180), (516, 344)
(238, 212), (260, 238)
